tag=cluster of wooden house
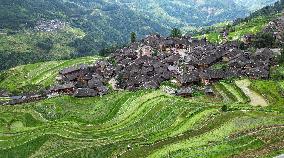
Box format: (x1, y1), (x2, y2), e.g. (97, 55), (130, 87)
(34, 19), (66, 32)
(263, 15), (284, 42)
(0, 92), (47, 106)
(44, 34), (274, 98)
(50, 61), (114, 97)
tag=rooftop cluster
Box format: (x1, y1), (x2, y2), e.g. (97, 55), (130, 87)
(50, 35), (274, 97)
(34, 19), (66, 32)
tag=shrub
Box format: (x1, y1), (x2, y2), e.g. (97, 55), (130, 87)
(221, 105), (228, 112)
(171, 28), (182, 38)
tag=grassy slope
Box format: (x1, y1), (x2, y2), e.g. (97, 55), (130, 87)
(0, 26), (84, 57)
(196, 15), (274, 43)
(0, 26), (86, 71)
(0, 56), (99, 94)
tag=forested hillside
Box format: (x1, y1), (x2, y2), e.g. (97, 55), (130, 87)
(0, 0), (279, 71)
(193, 0), (284, 44)
(235, 0), (278, 11)
(1, 0), (278, 31)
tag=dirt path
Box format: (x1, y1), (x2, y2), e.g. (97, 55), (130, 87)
(275, 154), (284, 158)
(235, 79), (268, 107)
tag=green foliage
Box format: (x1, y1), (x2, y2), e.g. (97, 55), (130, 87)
(152, 50), (159, 56)
(0, 0), (280, 70)
(36, 38), (54, 51)
(250, 80), (284, 108)
(253, 32), (276, 48)
(99, 44), (125, 57)
(0, 1), (284, 157)
(221, 104), (228, 112)
(233, 0), (284, 26)
(70, 32), (107, 56)
(219, 82), (250, 104)
(196, 15), (272, 43)
(270, 65), (284, 80)
(160, 81), (179, 89)
(214, 83), (238, 102)
(130, 32), (136, 43)
(0, 135), (50, 158)
(0, 0), (71, 30)
(171, 28), (182, 38)
(0, 27), (86, 70)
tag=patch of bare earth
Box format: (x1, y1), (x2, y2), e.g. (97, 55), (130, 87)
(235, 79), (268, 107)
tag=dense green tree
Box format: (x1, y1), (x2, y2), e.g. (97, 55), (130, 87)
(36, 38), (54, 51)
(170, 28), (182, 38)
(99, 45), (124, 57)
(130, 32), (136, 43)
(239, 42), (245, 50)
(70, 33), (107, 55)
(253, 32), (275, 48)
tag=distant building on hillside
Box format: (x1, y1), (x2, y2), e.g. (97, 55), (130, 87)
(34, 19), (66, 32)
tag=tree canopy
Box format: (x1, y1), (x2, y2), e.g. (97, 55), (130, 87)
(171, 28), (182, 38)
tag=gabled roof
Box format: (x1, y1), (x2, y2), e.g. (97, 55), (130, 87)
(59, 64), (88, 75)
(176, 87), (193, 96)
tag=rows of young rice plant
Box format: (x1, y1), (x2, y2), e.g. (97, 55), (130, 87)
(251, 80), (284, 110)
(220, 82), (250, 103)
(0, 86), (283, 157)
(228, 124), (284, 158)
(213, 83), (237, 102)
(0, 90), (219, 157)
(147, 111), (284, 158)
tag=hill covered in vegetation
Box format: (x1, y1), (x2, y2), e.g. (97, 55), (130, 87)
(2, 0), (277, 31)
(0, 0), (279, 71)
(192, 0), (284, 43)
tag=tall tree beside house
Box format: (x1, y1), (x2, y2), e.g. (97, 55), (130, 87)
(131, 32), (137, 43)
(253, 32), (275, 48)
(171, 28), (182, 38)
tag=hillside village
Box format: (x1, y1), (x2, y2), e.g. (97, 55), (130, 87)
(49, 36), (274, 98)
(2, 12), (284, 105)
(2, 1), (284, 158)
(48, 12), (284, 99)
(34, 19), (66, 32)
(0, 39), (276, 105)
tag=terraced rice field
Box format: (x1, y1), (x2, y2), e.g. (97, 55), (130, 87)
(0, 59), (284, 157)
(0, 88), (283, 157)
(214, 81), (250, 104)
(0, 56), (100, 93)
(235, 79), (268, 107)
(0, 97), (10, 101)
